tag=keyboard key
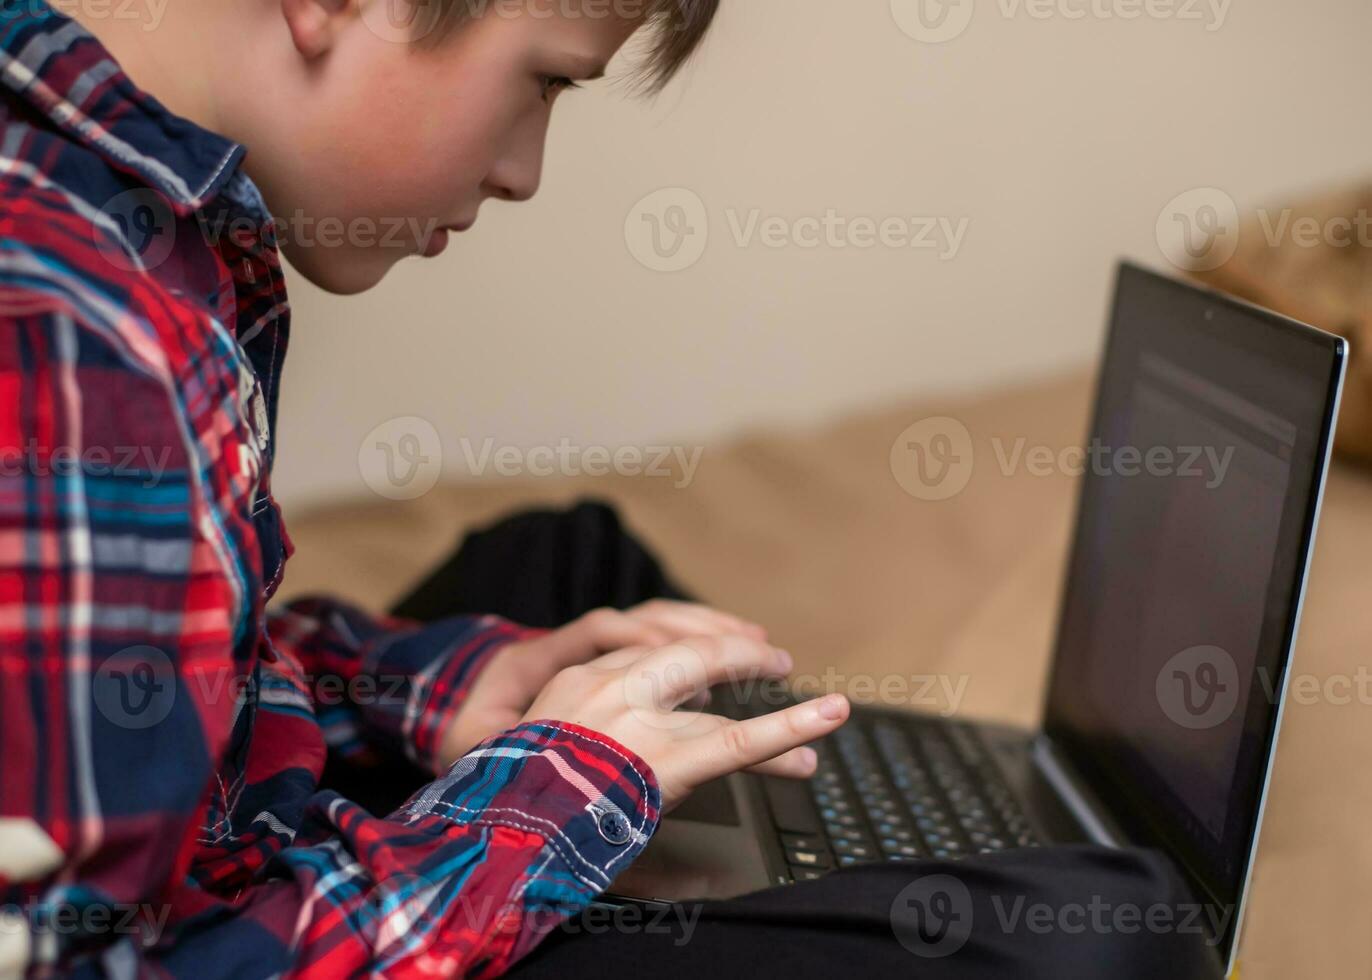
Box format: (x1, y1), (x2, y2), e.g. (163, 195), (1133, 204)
(781, 833), (827, 852)
(791, 866), (827, 881)
(785, 847), (833, 869)
(833, 839), (876, 860)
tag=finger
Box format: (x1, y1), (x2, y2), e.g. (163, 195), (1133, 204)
(632, 635), (791, 708)
(632, 600), (767, 640)
(746, 745), (818, 779)
(678, 694), (850, 787)
(684, 714), (816, 777)
(586, 645), (656, 671)
(540, 608), (672, 671)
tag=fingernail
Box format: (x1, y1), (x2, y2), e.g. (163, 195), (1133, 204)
(817, 694), (845, 720)
(775, 648), (793, 672)
(800, 747), (818, 769)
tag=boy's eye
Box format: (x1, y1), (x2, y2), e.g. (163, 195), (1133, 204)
(539, 75), (581, 102)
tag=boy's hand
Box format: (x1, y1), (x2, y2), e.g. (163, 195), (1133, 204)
(520, 635), (851, 811)
(438, 601), (768, 768)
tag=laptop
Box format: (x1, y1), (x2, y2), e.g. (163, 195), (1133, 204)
(599, 261), (1348, 977)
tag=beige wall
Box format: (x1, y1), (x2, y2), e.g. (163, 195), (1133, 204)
(272, 0), (1372, 508)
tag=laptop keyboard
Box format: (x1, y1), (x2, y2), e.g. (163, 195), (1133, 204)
(764, 715), (1040, 881)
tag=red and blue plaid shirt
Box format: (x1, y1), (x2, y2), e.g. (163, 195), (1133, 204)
(0, 5), (661, 976)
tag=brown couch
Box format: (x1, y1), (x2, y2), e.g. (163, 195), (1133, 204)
(274, 373), (1372, 978)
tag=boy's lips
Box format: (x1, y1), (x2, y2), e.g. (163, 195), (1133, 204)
(422, 220), (473, 258)
(422, 228), (450, 257)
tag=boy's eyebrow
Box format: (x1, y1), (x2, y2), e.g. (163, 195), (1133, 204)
(561, 53), (608, 79)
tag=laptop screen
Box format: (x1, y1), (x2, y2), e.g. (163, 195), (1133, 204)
(1042, 264), (1344, 940)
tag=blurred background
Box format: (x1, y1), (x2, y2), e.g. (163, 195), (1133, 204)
(273, 0), (1372, 508)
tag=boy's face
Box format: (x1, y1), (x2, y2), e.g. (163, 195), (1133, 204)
(246, 3), (644, 294)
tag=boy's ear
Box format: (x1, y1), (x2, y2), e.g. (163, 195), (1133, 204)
(280, 0), (352, 60)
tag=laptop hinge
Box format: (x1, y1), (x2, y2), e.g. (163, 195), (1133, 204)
(1032, 735), (1125, 848)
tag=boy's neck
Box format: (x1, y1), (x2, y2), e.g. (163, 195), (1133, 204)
(67, 1), (238, 142)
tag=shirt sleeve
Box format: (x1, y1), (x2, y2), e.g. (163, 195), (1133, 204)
(0, 304), (660, 979)
(265, 596), (549, 773)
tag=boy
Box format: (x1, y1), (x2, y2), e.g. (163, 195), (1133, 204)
(0, 1), (849, 975)
(0, 1), (1223, 977)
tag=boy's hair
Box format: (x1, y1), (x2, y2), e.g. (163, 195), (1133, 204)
(417, 0), (719, 93)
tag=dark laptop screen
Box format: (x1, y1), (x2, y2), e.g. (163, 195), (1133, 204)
(1043, 264), (1344, 935)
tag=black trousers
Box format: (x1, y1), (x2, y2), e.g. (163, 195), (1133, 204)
(375, 500), (1225, 980)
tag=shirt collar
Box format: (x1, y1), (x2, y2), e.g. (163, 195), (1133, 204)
(0, 0), (246, 217)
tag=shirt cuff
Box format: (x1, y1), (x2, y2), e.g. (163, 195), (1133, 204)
(376, 615), (549, 773)
(397, 720), (662, 897)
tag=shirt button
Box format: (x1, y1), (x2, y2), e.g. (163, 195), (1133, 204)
(597, 810), (632, 845)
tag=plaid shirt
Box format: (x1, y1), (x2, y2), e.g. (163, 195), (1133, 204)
(0, 5), (660, 977)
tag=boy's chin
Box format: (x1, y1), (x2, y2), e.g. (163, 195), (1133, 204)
(281, 244), (400, 296)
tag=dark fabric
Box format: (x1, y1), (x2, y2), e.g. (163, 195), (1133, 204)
(386, 499), (1222, 978)
(510, 845), (1224, 979)
(389, 499), (692, 628)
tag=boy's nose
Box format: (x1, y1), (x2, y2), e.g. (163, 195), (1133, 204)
(483, 174), (539, 203)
